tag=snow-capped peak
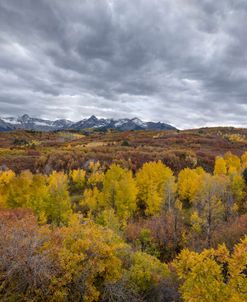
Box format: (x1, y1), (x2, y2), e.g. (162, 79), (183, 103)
(0, 114), (176, 132)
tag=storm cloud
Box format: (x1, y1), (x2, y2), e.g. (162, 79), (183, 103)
(0, 0), (247, 128)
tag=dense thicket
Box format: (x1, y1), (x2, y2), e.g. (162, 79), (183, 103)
(0, 151), (247, 301)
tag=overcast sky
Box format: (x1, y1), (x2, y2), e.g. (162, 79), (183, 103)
(0, 0), (247, 129)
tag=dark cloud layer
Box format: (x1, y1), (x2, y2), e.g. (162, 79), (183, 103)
(0, 0), (247, 128)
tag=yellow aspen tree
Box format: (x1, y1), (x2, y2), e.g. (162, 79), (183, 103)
(47, 171), (72, 225)
(70, 169), (86, 190)
(87, 161), (104, 188)
(224, 152), (241, 175)
(230, 174), (246, 213)
(6, 170), (33, 208)
(0, 170), (15, 207)
(177, 167), (205, 205)
(241, 151), (247, 169)
(29, 174), (49, 223)
(81, 187), (103, 214)
(136, 161), (175, 215)
(191, 174), (225, 247)
(214, 156), (227, 175)
(102, 164), (138, 221)
(174, 237), (247, 302)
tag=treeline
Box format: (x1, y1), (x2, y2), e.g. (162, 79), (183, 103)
(0, 152), (247, 301)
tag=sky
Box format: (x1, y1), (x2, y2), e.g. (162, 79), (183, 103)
(0, 0), (247, 129)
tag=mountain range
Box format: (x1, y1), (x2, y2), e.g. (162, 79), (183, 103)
(0, 114), (176, 132)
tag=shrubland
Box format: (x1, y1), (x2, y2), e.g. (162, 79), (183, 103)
(0, 144), (247, 301)
(1, 127), (247, 174)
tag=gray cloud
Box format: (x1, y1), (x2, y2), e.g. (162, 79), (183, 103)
(0, 0), (247, 128)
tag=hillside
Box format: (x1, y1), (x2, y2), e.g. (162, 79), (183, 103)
(1, 126), (247, 301)
(1, 127), (247, 173)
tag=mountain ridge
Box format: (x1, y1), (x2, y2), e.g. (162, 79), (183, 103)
(0, 114), (176, 132)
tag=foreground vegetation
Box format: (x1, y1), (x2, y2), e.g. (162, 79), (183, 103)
(0, 146), (247, 301)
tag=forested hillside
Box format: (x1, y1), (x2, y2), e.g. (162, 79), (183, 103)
(1, 127), (247, 174)
(1, 135), (247, 301)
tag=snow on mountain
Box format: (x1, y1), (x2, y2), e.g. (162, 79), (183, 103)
(130, 117), (147, 128)
(0, 119), (15, 131)
(0, 114), (176, 132)
(0, 114), (73, 131)
(2, 117), (21, 124)
(52, 119), (73, 129)
(114, 119), (130, 127)
(74, 116), (176, 131)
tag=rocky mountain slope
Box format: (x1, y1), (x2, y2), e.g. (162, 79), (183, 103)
(0, 114), (176, 131)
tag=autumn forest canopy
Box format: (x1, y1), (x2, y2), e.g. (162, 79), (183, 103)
(1, 132), (247, 301)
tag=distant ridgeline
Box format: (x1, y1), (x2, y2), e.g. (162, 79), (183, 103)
(0, 114), (176, 132)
